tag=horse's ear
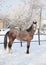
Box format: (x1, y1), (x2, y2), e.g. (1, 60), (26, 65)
(35, 21), (37, 24)
(33, 21), (37, 24)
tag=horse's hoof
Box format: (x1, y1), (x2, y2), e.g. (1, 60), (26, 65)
(26, 51), (29, 54)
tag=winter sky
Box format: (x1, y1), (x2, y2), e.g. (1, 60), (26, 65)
(0, 0), (31, 15)
(0, 0), (46, 19)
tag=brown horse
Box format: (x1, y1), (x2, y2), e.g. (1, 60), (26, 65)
(4, 21), (37, 54)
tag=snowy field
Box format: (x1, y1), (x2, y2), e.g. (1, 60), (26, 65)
(0, 30), (46, 65)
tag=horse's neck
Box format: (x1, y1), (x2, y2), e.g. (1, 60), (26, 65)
(26, 24), (33, 32)
(29, 29), (34, 36)
(26, 24), (35, 36)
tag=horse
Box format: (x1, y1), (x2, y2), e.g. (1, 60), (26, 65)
(4, 21), (37, 54)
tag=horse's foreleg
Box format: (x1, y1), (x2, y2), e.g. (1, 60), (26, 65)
(26, 41), (30, 54)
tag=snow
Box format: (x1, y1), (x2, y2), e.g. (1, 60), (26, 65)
(0, 30), (46, 65)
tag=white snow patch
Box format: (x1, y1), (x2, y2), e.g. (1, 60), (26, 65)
(0, 30), (46, 65)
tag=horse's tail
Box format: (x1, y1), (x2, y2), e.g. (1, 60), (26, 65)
(4, 31), (10, 49)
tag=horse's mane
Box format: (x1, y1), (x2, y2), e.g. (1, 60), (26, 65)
(26, 24), (33, 32)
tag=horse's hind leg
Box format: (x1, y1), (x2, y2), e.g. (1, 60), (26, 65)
(26, 41), (30, 54)
(8, 38), (13, 53)
(8, 43), (12, 53)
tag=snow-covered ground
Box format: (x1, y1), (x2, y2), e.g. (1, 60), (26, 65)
(0, 30), (46, 65)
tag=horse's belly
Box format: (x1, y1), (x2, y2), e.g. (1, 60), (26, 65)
(16, 33), (33, 41)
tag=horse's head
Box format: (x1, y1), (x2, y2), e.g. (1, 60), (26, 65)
(33, 21), (37, 32)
